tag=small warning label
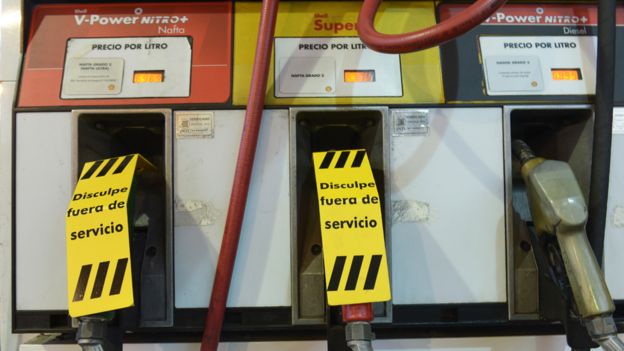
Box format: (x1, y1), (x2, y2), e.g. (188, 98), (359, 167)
(175, 111), (214, 138)
(312, 149), (391, 305)
(393, 110), (429, 136)
(66, 154), (155, 317)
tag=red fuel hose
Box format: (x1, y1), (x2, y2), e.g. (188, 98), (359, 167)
(200, 0), (279, 350)
(357, 0), (506, 53)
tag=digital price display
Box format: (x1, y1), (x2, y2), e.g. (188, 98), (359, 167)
(344, 70), (376, 83)
(551, 68), (582, 81)
(133, 70), (165, 83)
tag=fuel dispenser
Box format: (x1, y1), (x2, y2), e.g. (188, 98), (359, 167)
(13, 0), (232, 340)
(8, 0), (624, 350)
(438, 1), (624, 349)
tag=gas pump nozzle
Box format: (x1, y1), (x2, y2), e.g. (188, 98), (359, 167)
(513, 140), (624, 351)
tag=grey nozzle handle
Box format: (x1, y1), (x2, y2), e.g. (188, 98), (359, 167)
(557, 224), (615, 318)
(526, 160), (614, 319)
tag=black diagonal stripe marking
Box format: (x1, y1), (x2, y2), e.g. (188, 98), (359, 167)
(109, 258), (128, 296)
(351, 150), (366, 168)
(96, 158), (119, 177)
(81, 160), (103, 180)
(112, 155), (134, 174)
(345, 256), (364, 291)
(327, 256), (346, 291)
(90, 261), (110, 299)
(72, 264), (92, 302)
(364, 255), (383, 290)
(334, 151), (350, 168)
(319, 151), (335, 169)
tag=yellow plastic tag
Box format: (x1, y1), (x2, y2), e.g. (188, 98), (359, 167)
(312, 149), (391, 305)
(66, 154), (155, 317)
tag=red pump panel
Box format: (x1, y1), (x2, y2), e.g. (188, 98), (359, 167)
(18, 2), (232, 107)
(439, 3), (624, 25)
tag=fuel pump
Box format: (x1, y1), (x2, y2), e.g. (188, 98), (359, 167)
(8, 0), (624, 350)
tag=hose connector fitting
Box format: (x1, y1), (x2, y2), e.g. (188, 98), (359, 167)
(76, 316), (108, 351)
(76, 313), (120, 351)
(346, 321), (375, 351)
(586, 316), (624, 351)
(512, 139), (536, 166)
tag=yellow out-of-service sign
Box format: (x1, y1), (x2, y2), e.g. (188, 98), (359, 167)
(312, 149), (391, 305)
(66, 154), (155, 317)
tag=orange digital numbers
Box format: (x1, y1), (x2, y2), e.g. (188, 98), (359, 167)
(551, 69), (581, 81)
(133, 70), (165, 83)
(344, 70), (375, 83)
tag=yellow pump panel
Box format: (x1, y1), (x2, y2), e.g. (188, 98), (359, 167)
(233, 1), (444, 105)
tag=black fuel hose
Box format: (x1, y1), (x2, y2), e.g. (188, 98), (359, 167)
(587, 0), (616, 265)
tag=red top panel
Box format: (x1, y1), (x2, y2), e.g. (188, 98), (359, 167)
(439, 3), (624, 26)
(18, 2), (232, 107)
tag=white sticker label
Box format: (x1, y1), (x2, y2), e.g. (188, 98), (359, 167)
(62, 58), (124, 95)
(279, 57), (336, 95)
(175, 111), (214, 138)
(484, 56), (543, 92)
(613, 112), (624, 134)
(62, 37), (192, 99)
(274, 37), (402, 97)
(479, 36), (597, 96)
(392, 110), (429, 136)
